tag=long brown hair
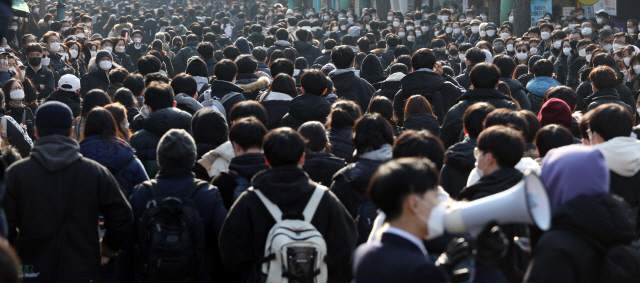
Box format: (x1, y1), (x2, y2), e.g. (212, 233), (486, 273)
(81, 106), (127, 143)
(404, 95), (434, 120)
(104, 103), (131, 140)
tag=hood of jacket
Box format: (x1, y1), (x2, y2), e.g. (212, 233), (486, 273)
(113, 23), (133, 33)
(400, 70), (446, 94)
(234, 37), (251, 54)
(173, 25), (186, 33)
(79, 135), (134, 169)
(458, 167), (523, 201)
(48, 89), (80, 102)
(261, 91), (294, 102)
(457, 87), (513, 102)
(274, 39), (291, 47)
(360, 54), (385, 83)
(142, 107), (192, 137)
(252, 165), (316, 205)
(32, 135), (82, 172)
(338, 156), (389, 194)
(385, 72), (406, 82)
(402, 113), (440, 132)
(293, 40), (313, 52)
(229, 152), (269, 179)
(87, 57), (122, 75)
(595, 136), (640, 177)
(445, 139), (476, 172)
(381, 48), (395, 64)
(175, 93), (204, 112)
(526, 76), (562, 97)
(236, 75), (270, 93)
(210, 80), (246, 97)
(357, 143), (393, 161)
(288, 94), (331, 121)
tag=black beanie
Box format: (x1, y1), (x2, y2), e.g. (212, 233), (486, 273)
(186, 57), (209, 77)
(156, 129), (197, 168)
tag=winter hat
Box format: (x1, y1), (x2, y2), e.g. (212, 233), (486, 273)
(538, 98), (572, 130)
(541, 144), (609, 210)
(186, 57), (209, 77)
(92, 33), (103, 40)
(35, 101), (74, 129)
(171, 16), (181, 26)
(157, 129), (197, 168)
(96, 50), (113, 62)
(234, 37), (252, 55)
(348, 26), (361, 37)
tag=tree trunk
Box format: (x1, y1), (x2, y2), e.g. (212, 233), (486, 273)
(488, 0), (501, 25)
(513, 0), (531, 37)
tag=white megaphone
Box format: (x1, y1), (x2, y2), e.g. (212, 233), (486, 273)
(441, 170), (551, 236)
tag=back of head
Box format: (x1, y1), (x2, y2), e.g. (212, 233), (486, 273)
(81, 90), (112, 117)
(301, 70), (327, 95)
(83, 106), (122, 140)
(588, 103), (633, 141)
(534, 124), (574, 157)
(263, 127), (306, 167)
(532, 59), (553, 77)
(484, 108), (530, 138)
(477, 125), (525, 168)
(492, 54), (516, 78)
(171, 73), (198, 97)
(191, 108), (228, 147)
(330, 46), (355, 69)
(538, 98), (572, 130)
(214, 59), (238, 82)
(470, 63), (500, 89)
(197, 42), (215, 59)
(390, 63), (408, 75)
(328, 99), (362, 129)
(35, 101), (75, 137)
(463, 102), (496, 139)
(229, 116), (267, 151)
(324, 39), (337, 50)
(138, 55), (163, 76)
(114, 88), (135, 108)
(392, 130), (445, 170)
(143, 82), (175, 112)
(298, 121), (329, 153)
(411, 48), (436, 70)
(109, 68), (129, 84)
(544, 86), (577, 112)
(235, 54), (258, 74)
(589, 65), (617, 90)
(270, 58), (294, 77)
(367, 96), (394, 120)
(386, 34), (400, 48)
(229, 101), (268, 126)
(157, 129), (197, 169)
(465, 47), (486, 65)
(275, 28), (289, 40)
(404, 95), (433, 120)
(252, 46), (268, 62)
(353, 113), (394, 155)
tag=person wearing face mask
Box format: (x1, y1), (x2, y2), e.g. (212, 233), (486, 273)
(598, 29), (615, 54)
(553, 39), (573, 86)
(24, 43), (55, 100)
(413, 23), (433, 51)
(80, 50), (121, 97)
(42, 31), (75, 84)
(111, 38), (134, 73)
(581, 22), (598, 44)
(126, 30), (149, 71)
(536, 23), (554, 57)
(481, 23), (498, 43)
(467, 20), (482, 46)
(567, 39), (591, 89)
(45, 74), (82, 119)
(2, 71), (36, 140)
(542, 31), (566, 63)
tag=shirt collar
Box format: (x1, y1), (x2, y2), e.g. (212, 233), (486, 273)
(385, 226), (428, 255)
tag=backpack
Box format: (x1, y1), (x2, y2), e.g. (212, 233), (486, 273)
(229, 170), (251, 202)
(201, 91), (243, 118)
(252, 186), (328, 283)
(341, 177), (378, 245)
(135, 180), (208, 282)
(106, 156), (136, 196)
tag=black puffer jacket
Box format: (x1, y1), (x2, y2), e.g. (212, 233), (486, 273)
(113, 51), (135, 72)
(455, 65), (473, 90)
(440, 138), (476, 198)
(260, 93), (292, 130)
(211, 153), (269, 210)
(80, 57), (122, 97)
(328, 127), (356, 163)
(4, 103), (35, 140)
(46, 89), (81, 118)
(330, 158), (387, 219)
(440, 88), (519, 149)
(584, 87), (633, 113)
(329, 70), (375, 112)
(576, 79), (635, 113)
(129, 108), (192, 177)
(523, 194), (636, 283)
(500, 77), (531, 110)
(280, 94), (331, 130)
(394, 70), (463, 126)
(303, 152), (345, 187)
(517, 73), (535, 89)
(314, 49), (332, 66)
(566, 57), (586, 90)
(374, 79), (402, 101)
(402, 113), (440, 136)
(293, 40), (322, 67)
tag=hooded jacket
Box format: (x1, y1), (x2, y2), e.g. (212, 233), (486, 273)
(113, 50), (135, 72)
(360, 54), (386, 90)
(303, 152), (346, 187)
(80, 57), (122, 97)
(196, 80), (247, 122)
(576, 80), (635, 113)
(175, 93), (204, 115)
(3, 135), (133, 282)
(294, 40), (322, 67)
(374, 72), (404, 101)
(328, 127), (356, 163)
(0, 109), (32, 157)
(260, 91), (293, 130)
(314, 49), (332, 66)
(526, 76), (562, 114)
(234, 37), (252, 54)
(129, 107), (192, 177)
(440, 88), (519, 149)
(440, 138), (476, 198)
(172, 41), (200, 74)
(329, 68), (375, 111)
(211, 153), (270, 210)
(379, 48), (395, 70)
(235, 73), (270, 101)
(584, 87), (633, 113)
(394, 70), (463, 126)
(267, 39), (295, 59)
(402, 113), (441, 136)
(219, 165), (357, 283)
(247, 32), (266, 47)
(280, 94), (331, 130)
(79, 135), (149, 197)
(500, 77), (531, 110)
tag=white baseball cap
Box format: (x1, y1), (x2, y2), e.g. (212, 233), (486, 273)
(58, 74), (81, 92)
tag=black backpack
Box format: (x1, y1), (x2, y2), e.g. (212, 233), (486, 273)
(337, 176), (378, 245)
(229, 170), (251, 203)
(105, 156), (135, 196)
(135, 180), (208, 282)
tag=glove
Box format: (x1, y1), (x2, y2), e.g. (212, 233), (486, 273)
(436, 237), (472, 283)
(474, 221), (508, 269)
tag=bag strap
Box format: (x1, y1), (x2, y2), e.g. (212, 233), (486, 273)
(21, 110), (26, 125)
(142, 180), (162, 199)
(204, 91), (211, 100)
(114, 156), (135, 178)
(251, 187), (283, 222)
(302, 186), (326, 222)
(181, 180), (209, 199)
(220, 92), (240, 104)
(1, 116), (7, 138)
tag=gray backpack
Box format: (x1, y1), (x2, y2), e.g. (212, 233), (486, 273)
(201, 91), (242, 119)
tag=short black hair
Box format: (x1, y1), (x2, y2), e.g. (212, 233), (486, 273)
(394, 45), (411, 58)
(386, 34), (400, 48)
(392, 130), (446, 170)
(270, 58), (294, 77)
(298, 121), (329, 153)
(143, 82), (175, 111)
(108, 68), (129, 84)
(463, 102), (496, 139)
(484, 108), (530, 139)
(588, 103), (633, 141)
(229, 116), (267, 151)
(214, 59), (238, 82)
(300, 70), (328, 96)
(477, 125), (525, 168)
(492, 54), (516, 78)
(390, 63), (408, 75)
(470, 63), (501, 88)
(197, 42), (215, 59)
(137, 55), (163, 76)
(357, 37), (370, 52)
(367, 96), (393, 120)
(223, 45), (241, 60)
(251, 46), (268, 61)
(144, 72), (171, 87)
(170, 73), (198, 97)
(263, 127), (306, 167)
(229, 101), (269, 126)
(275, 28), (289, 40)
(353, 113), (394, 155)
(330, 45), (355, 69)
(368, 158), (439, 221)
(534, 124), (574, 157)
(328, 99), (362, 128)
(465, 47), (486, 65)
(114, 88), (135, 108)
(589, 65), (618, 90)
(235, 54), (258, 74)
(324, 39), (337, 50)
(411, 48), (436, 70)
(532, 59), (554, 77)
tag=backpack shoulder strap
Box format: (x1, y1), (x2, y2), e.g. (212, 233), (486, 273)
(1, 116), (7, 138)
(181, 180), (209, 199)
(115, 156), (136, 178)
(220, 92), (239, 104)
(204, 91), (211, 100)
(302, 186), (326, 222)
(250, 187), (283, 222)
(142, 180), (161, 199)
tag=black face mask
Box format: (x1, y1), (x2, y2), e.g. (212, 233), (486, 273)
(29, 57), (41, 66)
(449, 49), (459, 56)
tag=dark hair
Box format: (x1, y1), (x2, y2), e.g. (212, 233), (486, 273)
(270, 58), (294, 77)
(465, 47), (486, 65)
(223, 46), (241, 60)
(324, 39), (337, 50)
(298, 121), (329, 153)
(143, 82), (174, 111)
(297, 69), (327, 96)
(263, 127), (306, 167)
(81, 89), (112, 118)
(327, 100), (362, 129)
(235, 54), (258, 74)
(492, 54), (516, 78)
(197, 42), (215, 59)
(82, 106), (126, 141)
(330, 46), (355, 69)
(513, 64), (529, 80)
(114, 88), (135, 108)
(275, 28), (289, 40)
(368, 158), (439, 221)
(170, 73), (198, 97)
(477, 125), (525, 168)
(123, 73), (144, 98)
(404, 95), (434, 120)
(25, 42), (43, 55)
(229, 101), (268, 126)
(532, 59), (554, 77)
(470, 63), (500, 88)
(519, 110), (541, 143)
(589, 65), (617, 90)
(262, 74), (297, 101)
(411, 48), (436, 70)
(386, 34), (400, 48)
(252, 46), (268, 61)
(543, 86), (577, 111)
(368, 96), (394, 120)
(353, 113), (394, 155)
(229, 116), (267, 151)
(137, 55), (163, 76)
(104, 103), (131, 139)
(484, 108), (529, 139)
(1, 79), (23, 102)
(392, 130), (445, 170)
(214, 59), (238, 82)
(108, 68), (129, 85)
(534, 124), (574, 157)
(463, 102), (496, 139)
(588, 103), (633, 141)
(390, 63), (408, 75)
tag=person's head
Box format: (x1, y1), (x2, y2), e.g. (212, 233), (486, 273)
(298, 121), (329, 153)
(464, 47), (486, 65)
(367, 158), (440, 238)
(411, 48), (436, 70)
(330, 45), (355, 69)
(538, 98), (573, 131)
(492, 54), (516, 78)
(353, 113), (394, 155)
(476, 125), (525, 175)
(588, 104), (633, 145)
(82, 106), (126, 141)
(531, 58), (553, 77)
(367, 96), (394, 121)
(543, 86), (577, 111)
(275, 28), (289, 40)
(264, 73), (297, 100)
(214, 59), (238, 82)
(589, 65), (617, 91)
(137, 55), (162, 76)
(229, 116), (267, 155)
(114, 88), (136, 109)
(25, 43), (43, 66)
(403, 94), (434, 121)
(300, 70), (327, 96)
(270, 58), (294, 77)
(235, 54), (258, 75)
(534, 124), (574, 157)
(170, 73), (198, 97)
(470, 63), (500, 89)
(327, 99), (362, 129)
(157, 129), (197, 170)
(197, 41), (214, 60)
(228, 101), (268, 126)
(463, 102), (496, 139)
(223, 45), (241, 60)
(392, 130), (445, 170)
(263, 127), (306, 167)
(252, 46), (268, 62)
(109, 68), (129, 85)
(123, 73), (145, 97)
(191, 108), (228, 150)
(143, 82), (174, 112)
(80, 89), (112, 119)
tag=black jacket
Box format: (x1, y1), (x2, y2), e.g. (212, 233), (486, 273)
(329, 70), (375, 112)
(80, 58), (122, 97)
(303, 152), (345, 187)
(402, 113), (441, 136)
(576, 80), (635, 113)
(584, 87), (633, 113)
(566, 57), (586, 90)
(4, 103), (35, 139)
(455, 65), (473, 90)
(379, 48), (395, 70)
(235, 73), (270, 101)
(523, 194), (635, 283)
(280, 94), (331, 130)
(3, 135), (132, 282)
(394, 70), (463, 126)
(142, 18), (158, 43)
(219, 166), (357, 283)
(517, 73), (535, 90)
(204, 57), (217, 76)
(113, 51), (135, 72)
(360, 54), (386, 90)
(553, 54), (569, 86)
(48, 53), (76, 85)
(440, 138), (476, 198)
(500, 77), (531, 110)
(374, 80), (402, 101)
(441, 88), (519, 149)
(125, 42), (149, 71)
(25, 64), (55, 100)
(314, 49), (332, 66)
(260, 94), (291, 130)
(46, 89), (81, 118)
(330, 157), (387, 220)
(294, 40), (322, 67)
(211, 153), (269, 210)
(328, 127), (356, 163)
(197, 80), (247, 122)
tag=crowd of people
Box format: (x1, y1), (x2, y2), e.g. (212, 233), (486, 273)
(0, 0), (639, 282)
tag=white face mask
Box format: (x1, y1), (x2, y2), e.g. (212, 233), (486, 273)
(530, 47), (538, 54)
(541, 31), (551, 40)
(466, 17), (473, 22)
(509, 16), (514, 23)
(454, 28), (461, 34)
(475, 153), (489, 177)
(486, 30), (495, 37)
(586, 54), (592, 62)
(415, 31), (422, 36)
(623, 57), (631, 67)
(582, 27), (592, 36)
(596, 18), (603, 24)
(340, 25), (347, 31)
(479, 30), (486, 37)
(579, 48), (587, 57)
(500, 32), (510, 40)
(516, 52), (528, 60)
(407, 36), (414, 42)
(398, 32), (405, 38)
(421, 26), (429, 32)
(260, 9), (265, 13)
(415, 196), (446, 240)
(406, 25), (413, 30)
(41, 56), (50, 66)
(603, 44), (612, 52)
(90, 51), (97, 57)
(459, 53), (465, 62)
(332, 26), (339, 31)
(506, 44), (514, 52)
(633, 65), (640, 74)
(393, 21), (400, 27)
(117, 46), (125, 53)
(10, 89), (24, 100)
(578, 15), (584, 20)
(70, 49), (78, 58)
(104, 46), (113, 53)
(471, 26), (479, 33)
(99, 60), (112, 70)
(445, 27), (453, 33)
(387, 16), (393, 21)
(47, 20), (53, 25)
(434, 31), (439, 36)
(10, 25), (17, 31)
(49, 42), (60, 52)
(553, 41), (562, 49)
(563, 47), (572, 56)
(629, 28), (635, 34)
(322, 16), (328, 20)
